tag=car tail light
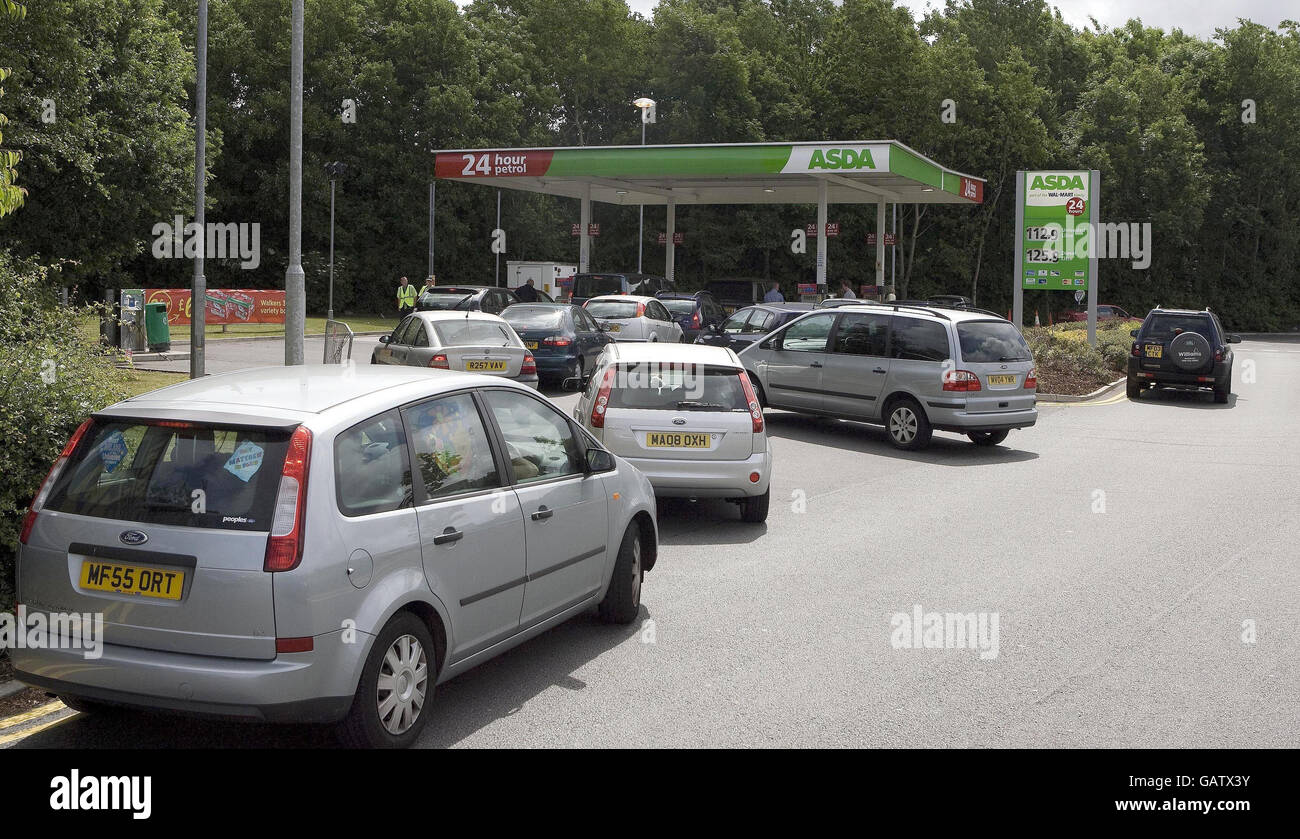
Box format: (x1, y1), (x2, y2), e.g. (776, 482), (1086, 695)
(265, 425), (312, 572)
(691, 310), (701, 328)
(1131, 343), (1141, 357)
(522, 354), (537, 375)
(19, 418), (93, 545)
(428, 353), (449, 369)
(543, 336), (573, 347)
(635, 302), (646, 317)
(942, 370), (982, 392)
(1214, 347), (1225, 362)
(738, 372), (764, 433)
(276, 636), (314, 653)
(1024, 369), (1037, 389)
(590, 367), (616, 429)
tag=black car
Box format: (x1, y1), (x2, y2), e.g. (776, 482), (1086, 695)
(694, 302), (814, 353)
(656, 291), (728, 342)
(1127, 307), (1241, 403)
(928, 294), (973, 309)
(416, 285), (518, 315)
(705, 278), (768, 314)
(569, 272), (674, 306)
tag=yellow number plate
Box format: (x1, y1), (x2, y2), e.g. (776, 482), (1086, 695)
(986, 374), (1017, 385)
(466, 360), (507, 372)
(80, 560), (185, 600)
(1145, 344), (1163, 358)
(524, 341), (539, 350)
(646, 432), (710, 449)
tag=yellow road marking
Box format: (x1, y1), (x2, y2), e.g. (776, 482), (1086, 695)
(0, 700), (65, 732)
(0, 712), (75, 747)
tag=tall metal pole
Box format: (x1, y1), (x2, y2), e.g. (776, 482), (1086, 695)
(285, 0), (306, 365)
(637, 121), (645, 273)
(190, 0), (208, 379)
(327, 178), (336, 321)
(495, 189), (501, 286)
(428, 182), (435, 279)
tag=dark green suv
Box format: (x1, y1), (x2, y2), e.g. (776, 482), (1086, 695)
(1127, 308), (1241, 403)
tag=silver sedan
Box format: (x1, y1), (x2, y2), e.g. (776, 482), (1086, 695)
(372, 311), (539, 388)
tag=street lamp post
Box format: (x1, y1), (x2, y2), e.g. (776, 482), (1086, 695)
(285, 0), (305, 366)
(633, 97), (655, 273)
(324, 162), (347, 321)
(191, 0), (208, 379)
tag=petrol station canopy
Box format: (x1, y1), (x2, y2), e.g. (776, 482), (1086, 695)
(432, 140), (985, 288)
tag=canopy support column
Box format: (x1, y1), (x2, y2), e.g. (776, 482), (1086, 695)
(665, 197), (676, 284)
(816, 179), (828, 290)
(579, 187), (591, 273)
(876, 200), (886, 296)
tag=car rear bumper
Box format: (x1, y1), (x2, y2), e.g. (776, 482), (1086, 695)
(533, 354), (579, 376)
(1128, 358), (1228, 386)
(925, 403), (1038, 432)
(11, 627), (366, 724)
(624, 448), (772, 498)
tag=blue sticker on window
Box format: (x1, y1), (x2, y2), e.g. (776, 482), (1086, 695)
(224, 441), (265, 483)
(99, 431), (129, 473)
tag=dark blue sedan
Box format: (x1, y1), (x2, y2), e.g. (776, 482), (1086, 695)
(501, 303), (613, 383)
(656, 291), (727, 343)
(693, 302), (814, 353)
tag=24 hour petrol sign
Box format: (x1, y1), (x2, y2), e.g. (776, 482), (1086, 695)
(1021, 170), (1092, 290)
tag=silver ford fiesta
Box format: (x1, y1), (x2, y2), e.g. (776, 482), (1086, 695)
(13, 366), (657, 747)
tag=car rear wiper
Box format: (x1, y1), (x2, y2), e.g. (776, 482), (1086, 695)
(999, 356), (1030, 362)
(676, 401), (727, 410)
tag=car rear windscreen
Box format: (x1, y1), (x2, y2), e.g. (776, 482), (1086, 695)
(1141, 314), (1217, 342)
(433, 320), (518, 346)
(419, 291), (476, 309)
(586, 300), (641, 319)
(606, 364), (750, 412)
(957, 321), (1032, 363)
(502, 307), (566, 330)
(573, 275), (626, 297)
(43, 420), (291, 531)
(660, 299), (696, 316)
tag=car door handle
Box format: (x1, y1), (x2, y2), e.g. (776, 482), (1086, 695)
(531, 506), (554, 521)
(873, 367), (887, 374)
(809, 361), (823, 368)
(433, 527), (463, 545)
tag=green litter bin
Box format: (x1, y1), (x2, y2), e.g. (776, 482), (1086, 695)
(144, 302), (171, 352)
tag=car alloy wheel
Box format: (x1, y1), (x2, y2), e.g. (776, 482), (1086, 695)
(629, 535), (642, 608)
(376, 634), (428, 736)
(889, 405), (918, 444)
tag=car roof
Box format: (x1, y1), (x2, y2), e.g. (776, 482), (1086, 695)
(753, 302), (813, 311)
(586, 294), (658, 304)
(808, 303), (1007, 324)
(420, 286), (491, 293)
(605, 342), (741, 367)
(1148, 307), (1210, 316)
(100, 365), (523, 423)
(655, 292), (703, 300)
(416, 310), (508, 323)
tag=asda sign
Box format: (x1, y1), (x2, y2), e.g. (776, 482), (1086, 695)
(782, 144), (891, 174)
(1028, 173), (1087, 192)
(1018, 169), (1094, 291)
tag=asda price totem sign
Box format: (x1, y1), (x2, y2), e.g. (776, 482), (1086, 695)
(1021, 171), (1092, 290)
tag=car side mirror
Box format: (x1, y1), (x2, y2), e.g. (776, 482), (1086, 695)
(585, 448), (615, 472)
(379, 335), (391, 344)
(1227, 334), (1242, 344)
(1129, 330), (1138, 338)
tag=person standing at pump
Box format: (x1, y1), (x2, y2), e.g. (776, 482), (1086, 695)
(397, 276), (417, 316)
(423, 274), (437, 294)
(516, 278), (539, 303)
(763, 281), (784, 303)
(838, 280), (857, 300)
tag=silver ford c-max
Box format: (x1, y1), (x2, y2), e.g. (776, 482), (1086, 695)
(13, 365), (657, 747)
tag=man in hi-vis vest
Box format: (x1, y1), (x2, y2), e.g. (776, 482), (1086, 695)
(397, 276), (417, 316)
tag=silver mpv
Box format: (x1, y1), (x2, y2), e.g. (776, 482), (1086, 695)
(738, 304), (1038, 449)
(14, 366), (657, 747)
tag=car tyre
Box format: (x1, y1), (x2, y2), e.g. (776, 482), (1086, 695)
(597, 523), (643, 625)
(739, 488), (770, 523)
(885, 397), (933, 450)
(1126, 374), (1142, 399)
(336, 612), (435, 749)
(748, 375), (768, 408)
(967, 430), (1009, 446)
(1214, 371), (1231, 404)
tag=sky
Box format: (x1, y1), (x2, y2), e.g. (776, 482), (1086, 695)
(456, 1), (1294, 39)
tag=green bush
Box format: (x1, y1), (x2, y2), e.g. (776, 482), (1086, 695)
(0, 251), (129, 615)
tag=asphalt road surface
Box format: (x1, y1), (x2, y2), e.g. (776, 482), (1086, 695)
(10, 337), (1298, 748)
